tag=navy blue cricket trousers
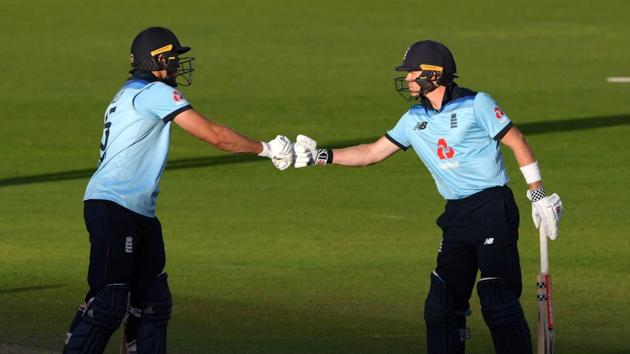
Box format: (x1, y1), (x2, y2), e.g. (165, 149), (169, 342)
(434, 186), (523, 312)
(83, 199), (166, 308)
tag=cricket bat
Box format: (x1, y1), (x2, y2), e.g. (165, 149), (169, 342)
(120, 329), (128, 354)
(536, 226), (555, 354)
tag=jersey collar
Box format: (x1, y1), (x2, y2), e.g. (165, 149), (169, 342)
(127, 70), (159, 85)
(420, 84), (476, 113)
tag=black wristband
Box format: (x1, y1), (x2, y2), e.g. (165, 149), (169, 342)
(315, 149), (333, 166)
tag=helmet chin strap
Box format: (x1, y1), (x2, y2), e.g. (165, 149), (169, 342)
(418, 80), (439, 96)
(156, 54), (179, 87)
(416, 70), (441, 96)
(163, 74), (178, 87)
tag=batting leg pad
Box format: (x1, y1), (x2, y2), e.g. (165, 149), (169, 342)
(65, 303), (87, 344)
(424, 273), (470, 354)
(63, 284), (129, 354)
(135, 273), (172, 354)
(477, 278), (532, 354)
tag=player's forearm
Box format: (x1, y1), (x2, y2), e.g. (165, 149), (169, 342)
(203, 122), (262, 154)
(329, 136), (399, 167)
(512, 141), (542, 189)
(501, 127), (542, 189)
(331, 144), (378, 166)
(295, 135), (398, 168)
(511, 139), (536, 168)
(174, 110), (263, 154)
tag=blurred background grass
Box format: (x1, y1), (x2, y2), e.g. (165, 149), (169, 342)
(1, 0), (629, 352)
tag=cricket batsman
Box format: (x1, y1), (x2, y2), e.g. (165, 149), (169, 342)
(294, 40), (563, 354)
(62, 27), (294, 353)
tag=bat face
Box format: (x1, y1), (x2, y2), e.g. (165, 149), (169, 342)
(537, 272), (555, 354)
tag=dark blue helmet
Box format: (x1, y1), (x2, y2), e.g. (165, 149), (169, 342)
(130, 27), (194, 87)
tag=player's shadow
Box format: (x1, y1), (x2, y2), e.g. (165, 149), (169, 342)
(1, 113), (628, 187)
(0, 284), (65, 295)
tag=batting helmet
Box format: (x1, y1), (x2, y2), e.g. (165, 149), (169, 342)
(130, 27), (194, 86)
(394, 40), (457, 100)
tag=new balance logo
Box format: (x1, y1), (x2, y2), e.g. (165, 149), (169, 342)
(414, 121), (428, 130)
(125, 236), (133, 254)
(483, 238), (494, 245)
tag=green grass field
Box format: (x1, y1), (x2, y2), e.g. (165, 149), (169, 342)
(1, 0), (629, 353)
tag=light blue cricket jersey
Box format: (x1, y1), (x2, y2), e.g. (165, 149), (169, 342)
(84, 74), (192, 217)
(386, 87), (513, 200)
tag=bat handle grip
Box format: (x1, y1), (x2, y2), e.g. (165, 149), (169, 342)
(539, 225), (549, 273)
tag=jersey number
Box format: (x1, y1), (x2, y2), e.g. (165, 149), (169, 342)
(99, 107), (116, 164)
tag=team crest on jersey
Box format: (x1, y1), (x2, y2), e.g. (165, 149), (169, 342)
(173, 91), (184, 104)
(450, 113), (458, 128)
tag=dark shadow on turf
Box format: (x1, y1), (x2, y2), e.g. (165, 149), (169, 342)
(0, 284), (65, 295)
(1, 114), (628, 187)
(517, 114), (630, 135)
(0, 155), (261, 187)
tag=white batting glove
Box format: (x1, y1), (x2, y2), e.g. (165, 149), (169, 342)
(294, 134), (332, 168)
(527, 187), (563, 240)
(259, 135), (294, 171)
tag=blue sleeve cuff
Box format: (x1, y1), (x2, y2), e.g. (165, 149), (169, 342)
(162, 105), (193, 123)
(385, 133), (409, 151)
(493, 122), (513, 141)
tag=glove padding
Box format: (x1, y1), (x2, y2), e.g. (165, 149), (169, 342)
(528, 192), (563, 240)
(294, 135), (317, 168)
(260, 135), (294, 171)
(294, 134), (330, 168)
